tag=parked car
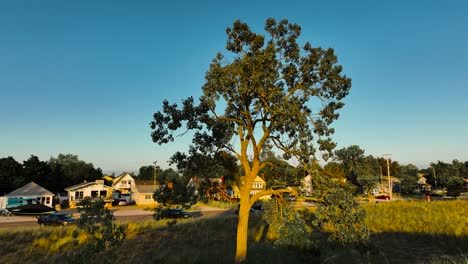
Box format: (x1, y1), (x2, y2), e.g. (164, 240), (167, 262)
(154, 208), (192, 221)
(375, 195), (391, 200)
(37, 213), (77, 226)
(112, 198), (128, 206)
(235, 203), (262, 214)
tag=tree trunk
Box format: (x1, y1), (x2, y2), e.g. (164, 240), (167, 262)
(235, 197), (251, 263)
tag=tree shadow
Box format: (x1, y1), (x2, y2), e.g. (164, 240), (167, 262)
(369, 232), (468, 264)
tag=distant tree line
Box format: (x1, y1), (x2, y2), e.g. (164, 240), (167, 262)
(147, 144), (468, 198)
(2, 146), (466, 197)
(0, 154), (102, 195)
(332, 145), (468, 197)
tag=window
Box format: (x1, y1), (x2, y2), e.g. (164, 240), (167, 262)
(121, 180), (127, 185)
(46, 197), (50, 204)
(145, 195), (152, 200)
(75, 191), (84, 200)
(100, 190), (107, 198)
(253, 182), (262, 188)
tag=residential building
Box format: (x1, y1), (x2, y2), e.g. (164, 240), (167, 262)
(112, 173), (135, 195)
(65, 180), (113, 208)
(4, 182), (54, 208)
(232, 175), (267, 200)
(132, 184), (158, 205)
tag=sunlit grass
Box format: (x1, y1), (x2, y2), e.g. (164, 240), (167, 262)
(195, 200), (237, 210)
(364, 200), (468, 236)
(0, 200), (466, 263)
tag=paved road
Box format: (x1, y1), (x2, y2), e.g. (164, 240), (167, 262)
(0, 207), (233, 230)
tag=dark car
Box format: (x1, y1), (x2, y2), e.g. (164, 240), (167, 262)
(234, 203), (262, 214)
(37, 213), (77, 226)
(375, 195), (391, 200)
(154, 208), (192, 221)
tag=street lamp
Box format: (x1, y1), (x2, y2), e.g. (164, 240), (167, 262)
(383, 154), (392, 199)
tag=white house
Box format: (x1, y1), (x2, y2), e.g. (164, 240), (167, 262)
(300, 175), (313, 197)
(65, 180), (113, 208)
(112, 173), (135, 195)
(132, 184), (158, 205)
(232, 175), (268, 200)
(5, 182), (54, 208)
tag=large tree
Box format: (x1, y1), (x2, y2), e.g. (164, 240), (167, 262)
(397, 164), (419, 194)
(334, 145), (365, 185)
(48, 154), (103, 191)
(150, 18), (351, 262)
(0, 156), (23, 194)
(22, 155), (51, 190)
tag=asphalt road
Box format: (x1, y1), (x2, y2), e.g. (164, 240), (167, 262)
(0, 207), (233, 230)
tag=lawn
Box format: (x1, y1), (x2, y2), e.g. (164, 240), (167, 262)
(0, 200), (466, 264)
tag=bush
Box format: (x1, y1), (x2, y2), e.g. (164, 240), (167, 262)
(262, 198), (314, 250)
(67, 198), (126, 263)
(313, 188), (369, 245)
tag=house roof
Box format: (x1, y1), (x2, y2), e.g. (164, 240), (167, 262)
(134, 184), (158, 194)
(6, 182), (54, 197)
(113, 173), (134, 185)
(65, 181), (111, 191)
(102, 175), (114, 182)
(239, 175), (266, 183)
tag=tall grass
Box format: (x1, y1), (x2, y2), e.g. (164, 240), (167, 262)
(364, 200), (468, 236)
(0, 200), (466, 264)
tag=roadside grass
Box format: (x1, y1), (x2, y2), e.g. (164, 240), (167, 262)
(0, 200), (466, 264)
(195, 200), (237, 210)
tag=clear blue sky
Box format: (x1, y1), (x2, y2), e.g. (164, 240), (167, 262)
(1, 0), (467, 174)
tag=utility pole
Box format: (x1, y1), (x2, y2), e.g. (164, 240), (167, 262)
(153, 161), (157, 207)
(383, 154), (392, 199)
(432, 166), (438, 190)
(153, 161), (157, 192)
(379, 166), (384, 192)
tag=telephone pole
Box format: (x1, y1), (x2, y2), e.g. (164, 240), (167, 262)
(153, 161), (157, 192)
(383, 154), (392, 199)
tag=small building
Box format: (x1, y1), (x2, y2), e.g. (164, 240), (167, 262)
(300, 175), (313, 197)
(4, 182), (54, 208)
(232, 175), (267, 200)
(132, 184), (158, 205)
(417, 175), (432, 192)
(112, 173), (135, 195)
(65, 180), (113, 208)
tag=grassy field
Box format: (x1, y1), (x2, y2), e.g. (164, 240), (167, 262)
(0, 200), (466, 264)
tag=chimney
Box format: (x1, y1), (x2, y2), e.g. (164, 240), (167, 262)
(95, 180), (104, 185)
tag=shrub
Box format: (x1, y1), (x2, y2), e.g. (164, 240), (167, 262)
(262, 198), (314, 250)
(313, 188), (369, 245)
(67, 198), (126, 263)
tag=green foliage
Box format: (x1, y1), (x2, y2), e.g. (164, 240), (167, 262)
(137, 164), (181, 184)
(397, 164), (419, 194)
(355, 159), (379, 196)
(262, 198), (314, 250)
(153, 183), (197, 208)
(149, 17), (352, 262)
(0, 156), (23, 193)
(67, 198), (126, 263)
(428, 160), (465, 196)
(314, 188), (369, 245)
(334, 145), (365, 185)
(153, 182), (197, 224)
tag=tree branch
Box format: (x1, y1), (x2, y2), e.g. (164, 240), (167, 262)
(249, 188), (297, 207)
